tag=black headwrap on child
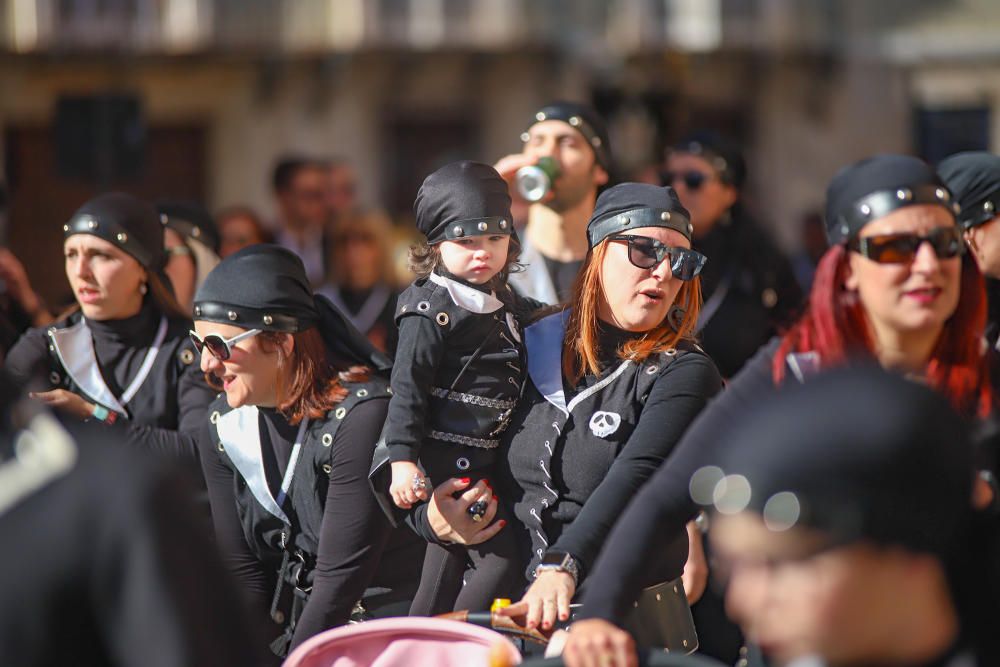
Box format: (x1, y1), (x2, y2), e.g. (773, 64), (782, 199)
(413, 161), (514, 244)
(938, 151), (1000, 231)
(824, 154), (959, 246)
(156, 199), (221, 254)
(193, 244), (389, 373)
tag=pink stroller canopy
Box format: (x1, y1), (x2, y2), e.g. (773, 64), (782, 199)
(282, 617), (522, 667)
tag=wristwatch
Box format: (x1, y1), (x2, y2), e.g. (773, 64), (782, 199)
(534, 551), (580, 586)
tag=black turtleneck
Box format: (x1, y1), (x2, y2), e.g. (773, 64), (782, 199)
(4, 298), (215, 468)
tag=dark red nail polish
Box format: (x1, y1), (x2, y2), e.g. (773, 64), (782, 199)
(499, 520), (507, 528)
(460, 477), (471, 484)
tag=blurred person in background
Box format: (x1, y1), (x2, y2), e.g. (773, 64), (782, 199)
(272, 155), (331, 286)
(325, 157), (360, 228)
(0, 371), (269, 667)
(3, 193), (213, 472)
(938, 151), (1000, 350)
(157, 200), (221, 313)
(663, 132), (802, 379)
(563, 154), (996, 666)
(495, 101), (611, 304)
(216, 205), (272, 259)
(316, 209), (398, 354)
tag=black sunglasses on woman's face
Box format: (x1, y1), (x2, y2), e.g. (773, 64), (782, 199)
(188, 328), (262, 361)
(849, 227), (964, 264)
(660, 170), (711, 192)
(608, 234), (707, 281)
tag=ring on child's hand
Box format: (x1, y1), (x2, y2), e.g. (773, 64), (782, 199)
(411, 474), (430, 492)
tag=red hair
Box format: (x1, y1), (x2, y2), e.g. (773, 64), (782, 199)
(774, 245), (992, 418)
(260, 328), (371, 425)
(563, 241), (703, 383)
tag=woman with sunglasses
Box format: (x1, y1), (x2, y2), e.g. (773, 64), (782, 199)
(4, 192), (213, 466)
(561, 154), (995, 667)
(191, 245), (423, 660)
(663, 132), (802, 379)
(410, 183), (721, 645)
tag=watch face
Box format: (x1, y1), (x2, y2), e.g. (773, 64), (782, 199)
(540, 552), (570, 567)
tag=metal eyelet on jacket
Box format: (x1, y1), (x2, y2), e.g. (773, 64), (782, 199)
(335, 407), (346, 419)
(436, 312), (450, 326)
(646, 365), (659, 375)
(417, 301), (431, 312)
(456, 457), (471, 470)
(49, 372), (61, 385)
(321, 433), (333, 447)
(210, 411), (220, 424)
(322, 464), (332, 474)
(356, 389), (368, 397)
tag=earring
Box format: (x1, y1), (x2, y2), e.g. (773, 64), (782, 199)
(667, 304), (686, 331)
(139, 283), (148, 295)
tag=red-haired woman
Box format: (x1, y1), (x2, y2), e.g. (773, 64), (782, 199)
(563, 154), (994, 667)
(412, 183), (722, 647)
(191, 245), (422, 660)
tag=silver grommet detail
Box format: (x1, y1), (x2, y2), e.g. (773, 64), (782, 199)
(520, 132), (530, 143)
(656, 593), (662, 601)
(179, 349), (195, 365)
(62, 224), (69, 232)
(683, 639), (689, 648)
(665, 348), (677, 356)
(322, 464), (332, 474)
(48, 345), (55, 352)
(160, 213), (169, 225)
(661, 211), (670, 221)
(87, 219), (98, 230)
(687, 223), (694, 235)
(400, 305), (408, 312)
(49, 371), (61, 384)
(194, 306), (202, 317)
(210, 411), (220, 424)
(986, 200), (995, 213)
(386, 387), (393, 394)
(896, 188), (911, 201)
(859, 204), (871, 216)
(634, 601), (639, 608)
(622, 217), (630, 225)
(227, 311), (238, 321)
(272, 610), (285, 624)
(673, 585), (680, 594)
(936, 187), (949, 201)
(47, 326), (57, 334)
(535, 111), (546, 121)
(456, 457), (471, 470)
(417, 301), (430, 312)
(263, 315), (273, 326)
(646, 365), (658, 375)
(569, 115), (581, 127)
(499, 219), (508, 229)
(478, 221), (488, 232)
(762, 288), (778, 308)
(192, 227), (201, 238)
(322, 433), (333, 447)
(592, 137), (602, 147)
(840, 224), (850, 236)
(217, 441), (224, 452)
(357, 389), (368, 397)
(436, 312), (450, 326)
(116, 232), (128, 243)
(335, 407), (347, 419)
(453, 226), (464, 237)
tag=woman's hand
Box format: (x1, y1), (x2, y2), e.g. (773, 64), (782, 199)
(561, 619), (638, 667)
(426, 477), (505, 545)
(496, 569), (574, 631)
(683, 520), (708, 605)
(29, 389), (94, 421)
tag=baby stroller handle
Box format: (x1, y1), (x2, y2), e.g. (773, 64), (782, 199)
(437, 610), (550, 645)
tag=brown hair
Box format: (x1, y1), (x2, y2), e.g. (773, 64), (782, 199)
(260, 327), (371, 425)
(562, 241), (703, 383)
(328, 209), (395, 286)
(407, 235), (523, 288)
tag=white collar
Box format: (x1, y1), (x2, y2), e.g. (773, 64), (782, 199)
(428, 272), (503, 314)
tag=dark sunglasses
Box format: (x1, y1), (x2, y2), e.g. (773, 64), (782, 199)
(849, 227), (964, 264)
(660, 170), (711, 192)
(608, 234), (707, 281)
(189, 328), (261, 361)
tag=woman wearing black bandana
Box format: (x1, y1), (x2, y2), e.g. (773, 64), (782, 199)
(4, 192), (214, 466)
(564, 155), (995, 667)
(416, 182), (721, 649)
(192, 245), (422, 659)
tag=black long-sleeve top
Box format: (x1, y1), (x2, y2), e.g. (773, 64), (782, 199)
(199, 396), (402, 650)
(577, 337), (798, 620)
(4, 301), (213, 465)
(496, 315), (722, 584)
